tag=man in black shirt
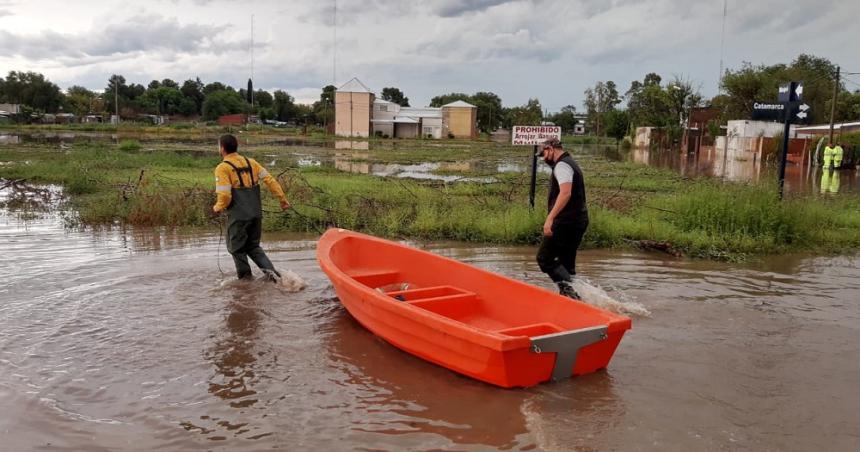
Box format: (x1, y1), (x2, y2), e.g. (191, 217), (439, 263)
(535, 138), (589, 299)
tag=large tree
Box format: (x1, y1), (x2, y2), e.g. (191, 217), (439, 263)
(502, 98), (543, 128)
(549, 105), (578, 132)
(429, 91), (502, 132)
(202, 90), (247, 120)
(583, 81), (621, 135)
(273, 90), (296, 122)
(0, 71), (65, 113)
(180, 78), (205, 114)
(470, 91), (504, 133)
(381, 87), (409, 106)
(429, 92), (471, 107)
(312, 85), (336, 125)
(140, 86), (184, 115)
(64, 86), (100, 117)
(720, 54), (838, 123)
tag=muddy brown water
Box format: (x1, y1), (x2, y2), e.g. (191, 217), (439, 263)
(1, 188), (859, 451)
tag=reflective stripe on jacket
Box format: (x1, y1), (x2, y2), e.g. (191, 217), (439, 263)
(213, 153), (287, 213)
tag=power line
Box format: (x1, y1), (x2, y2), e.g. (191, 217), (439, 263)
(717, 0), (728, 94)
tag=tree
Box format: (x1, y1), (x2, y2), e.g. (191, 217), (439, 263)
(64, 85), (99, 117)
(428, 91), (502, 132)
(147, 80), (161, 91)
(273, 90), (296, 122)
(503, 98), (543, 128)
(177, 98), (199, 117)
(139, 86), (184, 115)
(720, 54), (839, 123)
(202, 90), (247, 120)
(429, 92), (471, 107)
(254, 89), (273, 109)
(0, 71), (65, 113)
(180, 78), (205, 115)
(161, 78), (178, 89)
(203, 82), (231, 96)
(829, 89), (860, 122)
(602, 109), (630, 141)
(312, 85), (336, 125)
(471, 91), (503, 133)
(381, 87), (409, 106)
(246, 79), (253, 104)
(550, 105), (578, 132)
(583, 81), (621, 135)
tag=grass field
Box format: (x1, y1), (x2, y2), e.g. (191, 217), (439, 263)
(2, 133), (859, 261)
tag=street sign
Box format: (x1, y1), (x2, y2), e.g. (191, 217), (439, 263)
(752, 101), (786, 121)
(796, 103), (810, 120)
(778, 81), (803, 103)
(512, 125), (562, 146)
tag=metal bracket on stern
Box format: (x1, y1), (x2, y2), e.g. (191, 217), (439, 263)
(529, 326), (608, 381)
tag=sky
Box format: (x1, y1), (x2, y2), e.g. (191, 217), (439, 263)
(1, 0), (857, 110)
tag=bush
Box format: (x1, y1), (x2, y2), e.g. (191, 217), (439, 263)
(118, 139), (141, 151)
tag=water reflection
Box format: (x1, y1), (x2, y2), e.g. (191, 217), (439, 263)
(332, 159), (497, 183)
(207, 290), (262, 408)
(334, 140), (369, 150)
(632, 146), (859, 195)
(325, 311), (536, 449)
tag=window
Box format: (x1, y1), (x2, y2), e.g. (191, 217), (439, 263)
(378, 105), (388, 112)
(423, 127), (433, 135)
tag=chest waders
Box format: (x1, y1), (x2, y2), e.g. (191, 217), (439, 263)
(222, 157), (277, 279)
(223, 156), (262, 225)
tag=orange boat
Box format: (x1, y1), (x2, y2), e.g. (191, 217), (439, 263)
(316, 228), (632, 388)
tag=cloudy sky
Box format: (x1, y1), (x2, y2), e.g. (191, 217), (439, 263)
(0, 0), (856, 109)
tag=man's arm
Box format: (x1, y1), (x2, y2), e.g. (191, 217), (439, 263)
(253, 160), (290, 210)
(544, 183), (571, 236)
(213, 164), (232, 213)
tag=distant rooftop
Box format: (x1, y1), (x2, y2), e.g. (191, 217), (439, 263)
(795, 121), (860, 131)
(442, 100), (476, 108)
(338, 77), (372, 93)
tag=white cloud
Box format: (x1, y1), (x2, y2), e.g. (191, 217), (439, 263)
(0, 0), (856, 111)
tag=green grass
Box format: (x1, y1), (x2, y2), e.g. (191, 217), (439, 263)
(2, 139), (859, 260)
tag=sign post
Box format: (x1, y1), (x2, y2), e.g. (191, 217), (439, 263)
(776, 81), (807, 200)
(511, 125), (562, 209)
(752, 82), (809, 200)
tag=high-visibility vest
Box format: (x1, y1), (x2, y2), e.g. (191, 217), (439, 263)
(823, 146), (835, 167)
(833, 146), (844, 167)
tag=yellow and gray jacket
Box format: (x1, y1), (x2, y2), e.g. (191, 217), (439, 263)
(213, 153), (287, 213)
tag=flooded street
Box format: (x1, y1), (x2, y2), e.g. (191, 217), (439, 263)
(2, 186), (860, 451)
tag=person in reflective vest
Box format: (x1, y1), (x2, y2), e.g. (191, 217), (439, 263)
(822, 142), (835, 169)
(213, 134), (291, 280)
(828, 170), (841, 194)
(833, 142), (844, 168)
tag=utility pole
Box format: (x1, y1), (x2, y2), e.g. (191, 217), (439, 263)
(250, 14), (255, 109)
(114, 76), (119, 125)
(828, 66), (840, 143)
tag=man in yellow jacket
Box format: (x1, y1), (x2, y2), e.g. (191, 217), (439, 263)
(213, 134), (290, 280)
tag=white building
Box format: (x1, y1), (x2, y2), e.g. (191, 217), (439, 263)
(371, 100), (444, 139)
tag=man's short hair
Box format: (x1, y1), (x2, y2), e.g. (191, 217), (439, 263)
(543, 137), (563, 149)
(219, 134), (238, 154)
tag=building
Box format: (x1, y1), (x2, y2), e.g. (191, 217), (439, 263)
(218, 114), (248, 126)
(0, 103), (21, 115)
(335, 77), (477, 139)
(335, 78), (375, 138)
(794, 121), (860, 138)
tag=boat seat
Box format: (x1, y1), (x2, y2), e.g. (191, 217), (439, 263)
(348, 270), (400, 288)
(496, 323), (564, 338)
(384, 285), (475, 303)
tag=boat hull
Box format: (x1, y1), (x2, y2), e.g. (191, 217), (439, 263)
(317, 229), (631, 388)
